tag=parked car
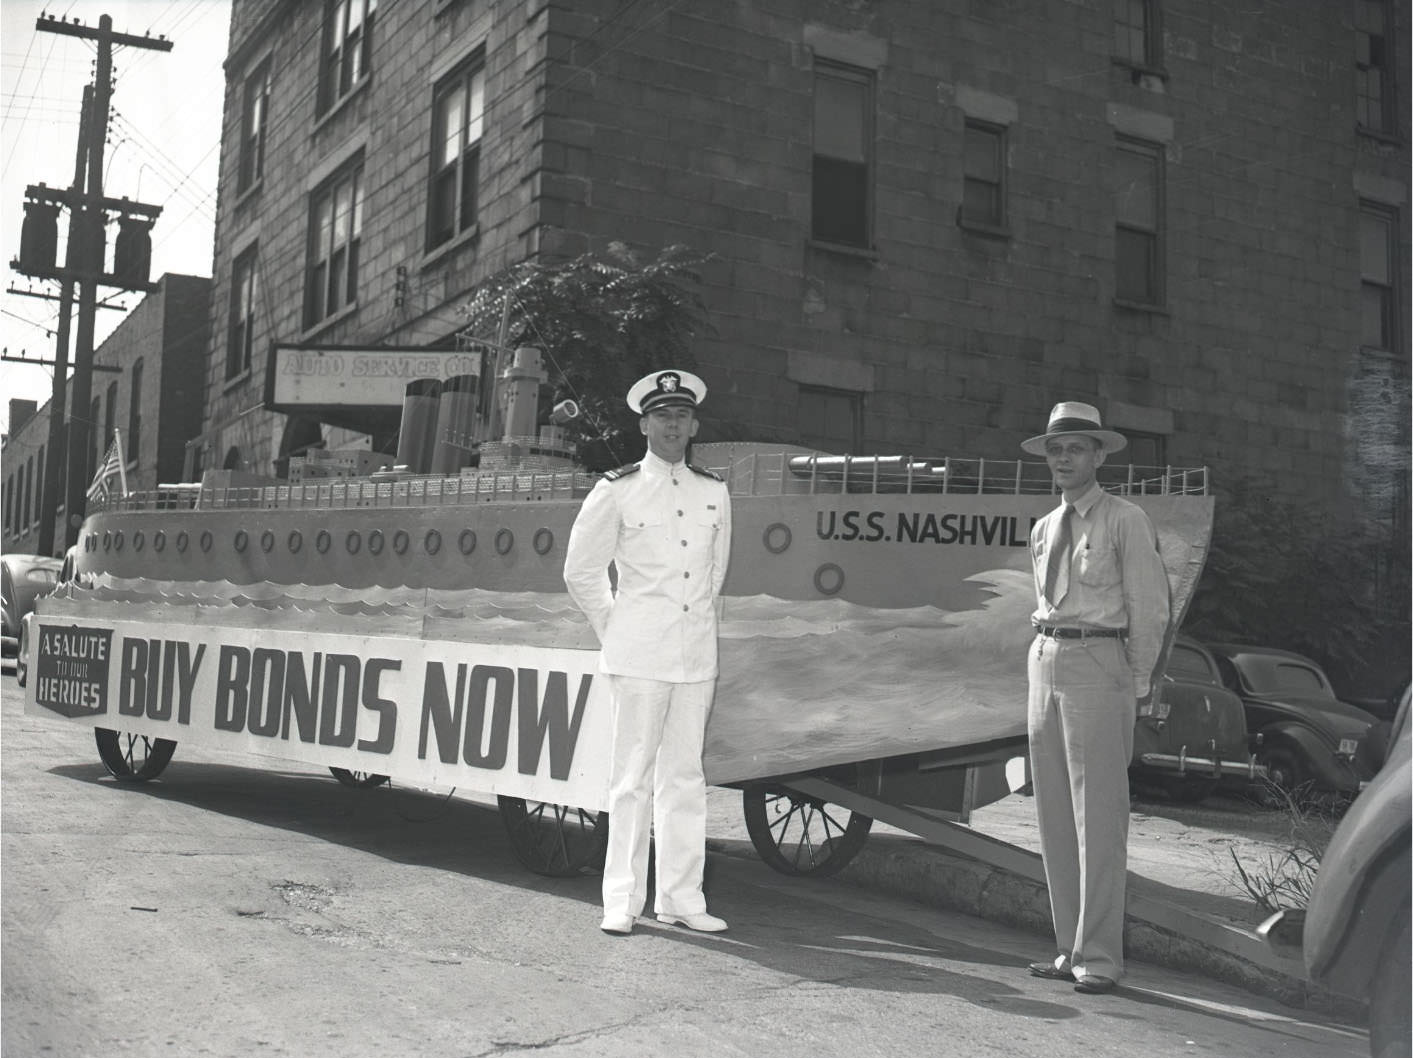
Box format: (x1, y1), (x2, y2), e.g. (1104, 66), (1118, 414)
(1259, 683), (1410, 1058)
(1, 553), (63, 669)
(1205, 642), (1380, 800)
(1129, 636), (1260, 803)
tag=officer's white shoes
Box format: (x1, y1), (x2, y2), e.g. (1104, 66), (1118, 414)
(600, 913), (635, 935)
(656, 911), (728, 933)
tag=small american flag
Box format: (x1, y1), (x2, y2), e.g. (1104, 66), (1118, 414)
(87, 429), (129, 504)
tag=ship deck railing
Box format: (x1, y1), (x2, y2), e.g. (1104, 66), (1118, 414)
(91, 454), (1208, 514)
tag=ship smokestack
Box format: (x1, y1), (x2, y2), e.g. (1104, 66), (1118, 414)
(431, 373), (479, 474)
(394, 378), (441, 474)
(500, 346), (544, 442)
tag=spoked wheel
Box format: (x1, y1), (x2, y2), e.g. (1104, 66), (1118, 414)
(497, 796), (608, 877)
(1254, 746), (1310, 808)
(742, 781), (873, 877)
(329, 767), (389, 789)
(95, 729), (176, 782)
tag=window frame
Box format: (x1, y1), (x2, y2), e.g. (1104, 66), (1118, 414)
(959, 118), (1008, 234)
(1112, 0), (1165, 74)
(127, 358), (143, 464)
(426, 54), (486, 253)
(228, 245), (259, 381)
(797, 383), (863, 454)
(1359, 200), (1401, 353)
(317, 0), (377, 117)
(1356, 0), (1398, 137)
(304, 158), (365, 329)
(811, 59), (875, 251)
(238, 59), (272, 195)
(1113, 136), (1166, 310)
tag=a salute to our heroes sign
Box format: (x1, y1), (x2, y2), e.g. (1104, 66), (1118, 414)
(28, 616), (613, 808)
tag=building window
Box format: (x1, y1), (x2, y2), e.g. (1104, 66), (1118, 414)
(1356, 0), (1395, 135)
(812, 61), (873, 249)
(798, 385), (862, 454)
(35, 446), (44, 519)
(4, 473), (12, 534)
(1114, 138), (1164, 306)
(89, 398), (100, 481)
(1361, 203), (1399, 351)
(127, 359), (143, 460)
(318, 0), (377, 116)
(1113, 0), (1162, 70)
(104, 381), (117, 459)
(238, 60), (272, 193)
(22, 456), (33, 531)
(427, 57), (485, 251)
(229, 247), (258, 379)
(305, 160), (364, 327)
(960, 120), (1006, 229)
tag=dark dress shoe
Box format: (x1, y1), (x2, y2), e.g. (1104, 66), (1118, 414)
(1028, 961), (1076, 981)
(1074, 975), (1117, 994)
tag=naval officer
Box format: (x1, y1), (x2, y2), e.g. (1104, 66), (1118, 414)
(1022, 401), (1170, 994)
(563, 369), (732, 936)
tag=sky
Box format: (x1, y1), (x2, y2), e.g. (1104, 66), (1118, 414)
(1, 0), (231, 438)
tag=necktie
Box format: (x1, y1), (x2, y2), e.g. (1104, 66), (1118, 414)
(1043, 504), (1074, 607)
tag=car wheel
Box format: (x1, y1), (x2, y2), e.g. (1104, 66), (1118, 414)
(1371, 904), (1411, 1058)
(1255, 746), (1308, 808)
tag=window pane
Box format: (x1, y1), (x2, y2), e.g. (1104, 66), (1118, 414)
(467, 69), (485, 143)
(1362, 212), (1391, 282)
(1115, 149), (1156, 228)
(814, 74), (865, 161)
(812, 156), (868, 245)
(962, 178), (1000, 225)
(1116, 227), (1155, 301)
(1362, 284), (1392, 349)
(964, 124), (1000, 182)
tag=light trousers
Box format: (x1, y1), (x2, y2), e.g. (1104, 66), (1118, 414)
(601, 675), (715, 919)
(1027, 635), (1136, 980)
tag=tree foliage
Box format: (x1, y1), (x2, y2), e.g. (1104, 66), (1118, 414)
(458, 243), (714, 471)
(1183, 469), (1410, 698)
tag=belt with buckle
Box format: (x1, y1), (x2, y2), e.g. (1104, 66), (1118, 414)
(1033, 624), (1127, 639)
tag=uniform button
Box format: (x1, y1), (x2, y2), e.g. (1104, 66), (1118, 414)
(677, 509), (683, 516)
(682, 604), (689, 612)
(683, 571), (690, 578)
(672, 479), (679, 486)
(681, 540), (687, 546)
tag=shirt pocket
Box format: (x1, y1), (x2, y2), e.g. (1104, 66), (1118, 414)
(1077, 543), (1120, 587)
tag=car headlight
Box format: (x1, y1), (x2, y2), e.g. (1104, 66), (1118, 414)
(1337, 738), (1359, 758)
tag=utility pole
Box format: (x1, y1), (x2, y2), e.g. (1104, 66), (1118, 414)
(12, 14), (171, 553)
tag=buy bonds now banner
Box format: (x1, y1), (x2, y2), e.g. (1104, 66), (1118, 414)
(24, 616), (613, 810)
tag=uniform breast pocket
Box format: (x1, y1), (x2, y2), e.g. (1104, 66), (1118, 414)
(696, 511), (720, 537)
(1077, 544), (1120, 587)
(622, 511), (666, 538)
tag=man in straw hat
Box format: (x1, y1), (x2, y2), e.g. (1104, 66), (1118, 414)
(1021, 401), (1171, 995)
(564, 369), (732, 936)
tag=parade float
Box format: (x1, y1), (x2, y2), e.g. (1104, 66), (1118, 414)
(23, 346), (1218, 877)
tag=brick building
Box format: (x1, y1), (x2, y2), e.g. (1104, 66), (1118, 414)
(200, 0), (1407, 672)
(1, 274), (211, 556)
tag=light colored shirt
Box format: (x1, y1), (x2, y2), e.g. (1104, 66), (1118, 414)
(1029, 482), (1171, 698)
(563, 449), (732, 682)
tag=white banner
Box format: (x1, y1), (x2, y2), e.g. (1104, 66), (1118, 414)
(270, 346), (485, 408)
(25, 616), (612, 810)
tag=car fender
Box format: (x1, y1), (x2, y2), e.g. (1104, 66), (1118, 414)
(1303, 748), (1412, 993)
(1255, 721), (1361, 792)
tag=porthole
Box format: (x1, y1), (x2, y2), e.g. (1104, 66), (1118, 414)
(176, 530), (189, 553)
(113, 531), (124, 552)
(393, 529), (409, 555)
(261, 530), (275, 553)
(199, 530), (213, 553)
(346, 530), (362, 554)
(495, 528), (514, 555)
(133, 530), (145, 552)
(425, 529), (442, 555)
(316, 529), (332, 554)
(154, 530), (166, 553)
(368, 529), (384, 555)
(458, 529), (477, 555)
(813, 563), (846, 596)
(288, 529), (303, 554)
(533, 528), (554, 555)
(764, 523), (792, 554)
(234, 529), (249, 553)
(102, 531), (111, 551)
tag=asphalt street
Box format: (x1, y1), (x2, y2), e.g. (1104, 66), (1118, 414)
(1, 666), (1367, 1058)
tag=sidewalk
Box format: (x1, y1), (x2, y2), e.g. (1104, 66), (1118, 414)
(705, 784), (1360, 1018)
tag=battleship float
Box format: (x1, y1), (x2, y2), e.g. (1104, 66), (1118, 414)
(25, 346), (1215, 871)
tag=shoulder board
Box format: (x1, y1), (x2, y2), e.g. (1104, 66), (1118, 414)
(602, 463), (640, 481)
(687, 464), (723, 482)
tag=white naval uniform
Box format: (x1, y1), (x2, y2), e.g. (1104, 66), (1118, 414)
(563, 449), (731, 919)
